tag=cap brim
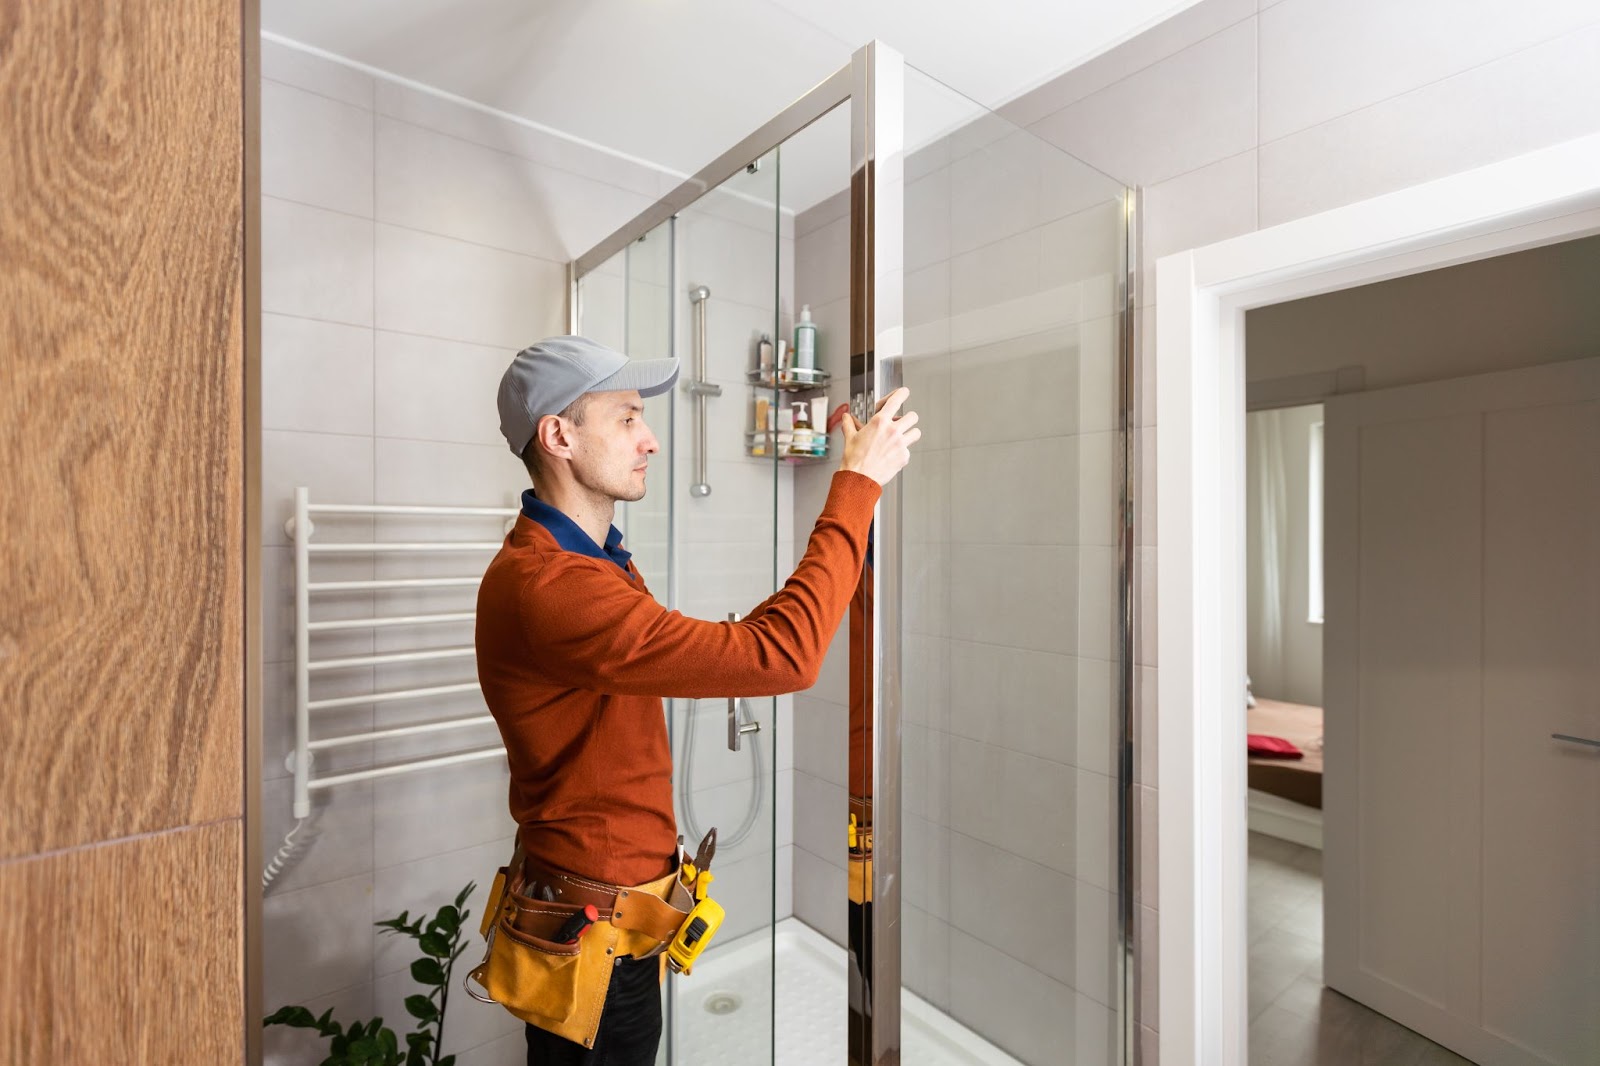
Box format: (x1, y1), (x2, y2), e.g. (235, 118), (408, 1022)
(591, 357), (680, 399)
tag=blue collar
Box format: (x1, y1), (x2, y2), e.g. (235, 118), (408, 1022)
(520, 490), (634, 576)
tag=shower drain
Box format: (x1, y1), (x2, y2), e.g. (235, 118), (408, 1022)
(702, 992), (742, 1016)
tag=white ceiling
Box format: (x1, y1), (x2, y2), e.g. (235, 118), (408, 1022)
(264, 0), (1197, 202)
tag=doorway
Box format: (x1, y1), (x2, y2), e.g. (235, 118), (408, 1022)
(1155, 132), (1600, 1065)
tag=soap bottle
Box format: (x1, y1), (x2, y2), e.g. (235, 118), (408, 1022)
(789, 401), (813, 456)
(757, 334), (774, 378)
(794, 305), (817, 371)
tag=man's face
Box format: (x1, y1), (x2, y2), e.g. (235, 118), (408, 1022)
(567, 390), (659, 502)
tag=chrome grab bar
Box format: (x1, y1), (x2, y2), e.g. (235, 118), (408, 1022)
(1552, 733), (1600, 749)
(727, 612), (761, 751)
(685, 285), (721, 498)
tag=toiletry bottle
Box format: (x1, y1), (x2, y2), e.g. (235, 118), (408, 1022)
(776, 338), (790, 375)
(777, 404), (793, 454)
(794, 305), (817, 371)
(810, 397), (828, 456)
(757, 334), (773, 378)
(752, 397), (770, 456)
(789, 401), (813, 456)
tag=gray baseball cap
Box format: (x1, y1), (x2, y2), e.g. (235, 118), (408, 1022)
(497, 336), (679, 455)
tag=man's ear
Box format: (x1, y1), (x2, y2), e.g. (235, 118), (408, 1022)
(536, 414), (575, 463)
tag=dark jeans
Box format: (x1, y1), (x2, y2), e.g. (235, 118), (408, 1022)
(525, 954), (662, 1066)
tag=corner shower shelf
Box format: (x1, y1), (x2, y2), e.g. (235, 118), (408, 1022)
(745, 430), (830, 464)
(747, 366), (831, 392)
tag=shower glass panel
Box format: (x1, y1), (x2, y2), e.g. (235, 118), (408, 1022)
(891, 64), (1132, 1065)
(576, 151), (787, 1065)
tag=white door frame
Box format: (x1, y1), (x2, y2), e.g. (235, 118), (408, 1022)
(1154, 131), (1600, 1066)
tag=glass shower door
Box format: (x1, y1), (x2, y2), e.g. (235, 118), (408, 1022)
(578, 152), (787, 1065)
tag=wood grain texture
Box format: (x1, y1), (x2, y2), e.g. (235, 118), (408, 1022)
(0, 0), (245, 857)
(0, 821), (244, 1064)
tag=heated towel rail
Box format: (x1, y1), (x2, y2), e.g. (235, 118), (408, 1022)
(287, 487), (518, 819)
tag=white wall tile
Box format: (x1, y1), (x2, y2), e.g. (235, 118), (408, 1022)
(792, 769), (845, 863)
(903, 815), (951, 921)
(679, 211), (780, 314)
(371, 837), (511, 977)
(1258, 22), (1600, 226)
(373, 436), (525, 509)
(791, 846), (847, 947)
(376, 118), (652, 260)
(263, 872), (375, 1004)
(794, 213), (850, 308)
(373, 332), (509, 446)
(372, 80), (663, 199)
(948, 736), (1076, 876)
(998, 0), (1258, 127)
(1259, 0), (1600, 141)
(372, 759), (516, 867)
(262, 39), (375, 109)
(950, 831), (1078, 986)
(950, 437), (1077, 546)
(947, 328), (1080, 448)
(262, 314), (374, 436)
(792, 694), (847, 788)
(903, 904), (952, 1009)
(948, 928), (1079, 1065)
(375, 224), (566, 350)
(1075, 769), (1118, 892)
(948, 641), (1077, 766)
(1027, 19), (1257, 186)
(906, 167), (952, 272)
(1140, 149), (1257, 300)
(263, 197), (375, 326)
(260, 776), (374, 894)
(260, 429), (374, 547)
(948, 543), (1077, 655)
(263, 80), (374, 217)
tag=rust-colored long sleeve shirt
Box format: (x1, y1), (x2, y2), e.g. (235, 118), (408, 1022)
(476, 470), (880, 886)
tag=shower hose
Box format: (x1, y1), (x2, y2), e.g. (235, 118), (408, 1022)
(676, 696), (765, 851)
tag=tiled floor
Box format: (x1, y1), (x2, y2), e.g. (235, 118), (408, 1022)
(1248, 832), (1476, 1066)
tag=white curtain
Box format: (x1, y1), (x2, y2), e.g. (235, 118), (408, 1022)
(1247, 409), (1290, 702)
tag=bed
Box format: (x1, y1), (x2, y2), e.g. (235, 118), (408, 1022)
(1247, 698), (1324, 848)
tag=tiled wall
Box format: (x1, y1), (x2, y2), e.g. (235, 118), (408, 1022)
(257, 38), (673, 1066)
(995, 0), (1600, 1060)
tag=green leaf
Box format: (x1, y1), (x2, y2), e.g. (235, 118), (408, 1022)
(418, 931), (451, 958)
(263, 1005), (317, 1029)
(433, 905), (461, 934)
(454, 882), (475, 909)
(438, 1056), (456, 1066)
(411, 957), (446, 985)
(404, 994), (439, 1022)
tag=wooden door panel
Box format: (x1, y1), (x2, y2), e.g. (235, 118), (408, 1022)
(0, 0), (244, 858)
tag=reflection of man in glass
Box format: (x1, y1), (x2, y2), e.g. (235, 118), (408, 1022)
(477, 338), (920, 1066)
(848, 521), (875, 1057)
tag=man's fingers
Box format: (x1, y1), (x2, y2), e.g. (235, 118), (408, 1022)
(873, 387), (911, 422)
(892, 410), (920, 432)
(840, 412), (858, 444)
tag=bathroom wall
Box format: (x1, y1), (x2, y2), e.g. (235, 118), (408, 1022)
(994, 0), (1600, 1059)
(791, 110), (1128, 1064)
(257, 38), (672, 1066)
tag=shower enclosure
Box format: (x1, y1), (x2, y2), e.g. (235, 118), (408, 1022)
(575, 42), (1134, 1066)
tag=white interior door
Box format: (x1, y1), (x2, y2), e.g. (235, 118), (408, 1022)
(1322, 358), (1600, 1066)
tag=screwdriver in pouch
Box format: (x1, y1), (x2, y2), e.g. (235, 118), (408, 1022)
(553, 904), (599, 944)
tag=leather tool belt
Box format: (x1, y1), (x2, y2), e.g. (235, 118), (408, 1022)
(464, 829), (717, 1049)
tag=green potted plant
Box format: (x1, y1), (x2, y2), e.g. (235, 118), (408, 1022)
(266, 882), (477, 1066)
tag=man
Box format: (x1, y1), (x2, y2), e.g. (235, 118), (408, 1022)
(475, 335), (919, 1065)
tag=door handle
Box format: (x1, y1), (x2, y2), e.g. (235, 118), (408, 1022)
(726, 612), (761, 751)
(1552, 733), (1600, 749)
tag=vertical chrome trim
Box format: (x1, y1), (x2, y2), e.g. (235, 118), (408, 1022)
(851, 40), (906, 1066)
(567, 260), (578, 334)
(242, 0), (264, 1059)
(1118, 186), (1141, 1066)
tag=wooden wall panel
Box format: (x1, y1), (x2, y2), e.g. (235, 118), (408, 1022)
(0, 0), (244, 857)
(0, 822), (244, 1064)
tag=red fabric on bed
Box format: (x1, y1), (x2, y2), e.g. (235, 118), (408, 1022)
(1247, 699), (1324, 809)
(1248, 733), (1304, 759)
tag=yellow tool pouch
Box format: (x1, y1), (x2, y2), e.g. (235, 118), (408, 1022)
(465, 832), (718, 1049)
(848, 816), (873, 905)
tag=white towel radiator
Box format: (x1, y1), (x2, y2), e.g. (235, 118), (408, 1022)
(285, 487), (519, 819)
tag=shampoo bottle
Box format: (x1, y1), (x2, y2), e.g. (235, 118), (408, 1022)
(794, 305), (817, 371)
